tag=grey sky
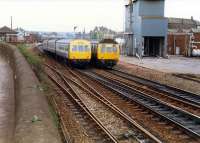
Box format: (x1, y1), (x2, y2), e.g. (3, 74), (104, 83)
(0, 0), (199, 32)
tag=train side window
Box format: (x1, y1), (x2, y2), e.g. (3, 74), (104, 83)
(59, 46), (64, 51)
(65, 44), (69, 51)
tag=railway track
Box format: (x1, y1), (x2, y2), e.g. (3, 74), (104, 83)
(78, 70), (200, 142)
(45, 64), (162, 143)
(110, 69), (200, 107)
(173, 74), (200, 83)
(45, 65), (118, 143)
(93, 69), (200, 116)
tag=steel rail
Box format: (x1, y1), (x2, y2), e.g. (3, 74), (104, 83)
(110, 69), (200, 106)
(173, 74), (200, 83)
(46, 63), (162, 143)
(48, 88), (72, 143)
(45, 65), (119, 143)
(65, 67), (162, 143)
(80, 70), (200, 139)
(95, 70), (200, 110)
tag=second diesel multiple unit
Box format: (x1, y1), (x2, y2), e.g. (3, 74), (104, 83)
(91, 39), (120, 68)
(43, 39), (91, 66)
(43, 38), (119, 68)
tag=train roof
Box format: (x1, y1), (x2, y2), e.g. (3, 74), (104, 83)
(56, 39), (72, 43)
(44, 38), (90, 44)
(99, 39), (118, 44)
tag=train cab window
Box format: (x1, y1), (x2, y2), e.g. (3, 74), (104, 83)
(85, 45), (90, 52)
(72, 45), (90, 52)
(78, 45), (84, 51)
(101, 47), (106, 53)
(77, 45), (90, 52)
(113, 45), (117, 52)
(82, 46), (85, 51)
(107, 47), (113, 52)
(72, 45), (77, 51)
(101, 44), (106, 53)
(101, 45), (117, 53)
(113, 47), (117, 52)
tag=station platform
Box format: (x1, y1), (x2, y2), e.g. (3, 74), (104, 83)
(120, 55), (200, 74)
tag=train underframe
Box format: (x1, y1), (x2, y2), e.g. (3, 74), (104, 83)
(69, 59), (90, 68)
(95, 59), (118, 68)
(43, 50), (90, 68)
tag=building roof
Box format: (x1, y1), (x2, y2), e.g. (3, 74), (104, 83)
(168, 17), (200, 26)
(0, 26), (18, 34)
(168, 28), (200, 34)
(99, 39), (118, 44)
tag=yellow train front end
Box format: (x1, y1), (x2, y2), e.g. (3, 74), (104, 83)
(69, 39), (91, 67)
(97, 42), (120, 68)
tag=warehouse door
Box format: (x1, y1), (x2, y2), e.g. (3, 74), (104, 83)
(144, 37), (163, 57)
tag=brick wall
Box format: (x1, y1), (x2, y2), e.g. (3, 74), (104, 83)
(167, 34), (189, 55)
(167, 32), (200, 56)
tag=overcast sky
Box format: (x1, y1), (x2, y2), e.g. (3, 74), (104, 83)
(0, 0), (199, 32)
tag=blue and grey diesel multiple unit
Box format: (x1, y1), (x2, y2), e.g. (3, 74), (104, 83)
(125, 0), (168, 57)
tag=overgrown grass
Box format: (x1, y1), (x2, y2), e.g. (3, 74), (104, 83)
(17, 44), (43, 80)
(17, 44), (60, 127)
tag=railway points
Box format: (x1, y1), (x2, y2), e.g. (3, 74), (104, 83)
(41, 55), (200, 143)
(45, 63), (162, 143)
(79, 70), (200, 139)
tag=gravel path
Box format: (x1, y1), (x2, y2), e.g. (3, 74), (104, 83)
(0, 56), (14, 143)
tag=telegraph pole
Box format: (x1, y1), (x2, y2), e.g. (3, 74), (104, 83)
(11, 16), (13, 30)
